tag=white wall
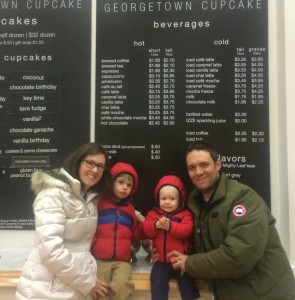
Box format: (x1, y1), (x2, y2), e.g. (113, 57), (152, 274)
(268, 0), (294, 272)
(268, 0), (286, 243)
(284, 0), (295, 268)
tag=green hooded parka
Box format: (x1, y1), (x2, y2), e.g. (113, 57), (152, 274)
(185, 173), (295, 300)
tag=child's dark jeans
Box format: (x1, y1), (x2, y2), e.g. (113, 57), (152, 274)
(151, 261), (200, 300)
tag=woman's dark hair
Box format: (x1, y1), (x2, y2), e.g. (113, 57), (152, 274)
(62, 143), (112, 194)
(186, 141), (219, 162)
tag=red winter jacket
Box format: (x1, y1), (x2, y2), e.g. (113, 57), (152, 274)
(91, 162), (144, 262)
(143, 175), (194, 263)
(92, 194), (143, 262)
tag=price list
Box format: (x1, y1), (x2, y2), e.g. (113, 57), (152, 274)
(148, 48), (176, 126)
(150, 144), (161, 160)
(233, 47), (267, 144)
(96, 0), (270, 212)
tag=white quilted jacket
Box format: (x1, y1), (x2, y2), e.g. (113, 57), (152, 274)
(15, 168), (98, 300)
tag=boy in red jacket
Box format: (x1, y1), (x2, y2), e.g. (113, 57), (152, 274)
(91, 162), (144, 300)
(143, 175), (200, 300)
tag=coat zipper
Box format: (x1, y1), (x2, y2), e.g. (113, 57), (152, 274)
(112, 204), (119, 259)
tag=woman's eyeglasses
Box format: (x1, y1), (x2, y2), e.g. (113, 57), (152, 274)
(83, 159), (106, 172)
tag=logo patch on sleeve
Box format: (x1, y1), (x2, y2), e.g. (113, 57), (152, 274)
(232, 205), (247, 217)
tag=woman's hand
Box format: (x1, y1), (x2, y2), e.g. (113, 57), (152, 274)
(90, 278), (109, 298)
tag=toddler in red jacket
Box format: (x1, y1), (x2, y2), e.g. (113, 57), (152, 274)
(91, 162), (144, 300)
(143, 175), (200, 300)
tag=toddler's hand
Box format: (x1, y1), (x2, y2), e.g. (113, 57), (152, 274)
(162, 218), (170, 231)
(156, 217), (170, 230)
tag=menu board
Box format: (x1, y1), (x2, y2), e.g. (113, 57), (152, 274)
(96, 0), (269, 215)
(0, 0), (92, 229)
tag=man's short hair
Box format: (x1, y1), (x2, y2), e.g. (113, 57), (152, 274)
(186, 141), (219, 162)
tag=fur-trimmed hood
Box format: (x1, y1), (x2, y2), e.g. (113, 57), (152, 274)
(31, 168), (83, 200)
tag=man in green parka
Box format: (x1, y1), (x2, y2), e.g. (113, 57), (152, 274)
(168, 141), (295, 300)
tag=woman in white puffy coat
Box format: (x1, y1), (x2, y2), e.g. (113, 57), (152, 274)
(16, 143), (112, 300)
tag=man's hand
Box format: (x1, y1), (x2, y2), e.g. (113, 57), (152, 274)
(167, 250), (188, 275)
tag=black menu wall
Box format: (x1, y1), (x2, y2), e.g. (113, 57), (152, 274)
(0, 0), (269, 229)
